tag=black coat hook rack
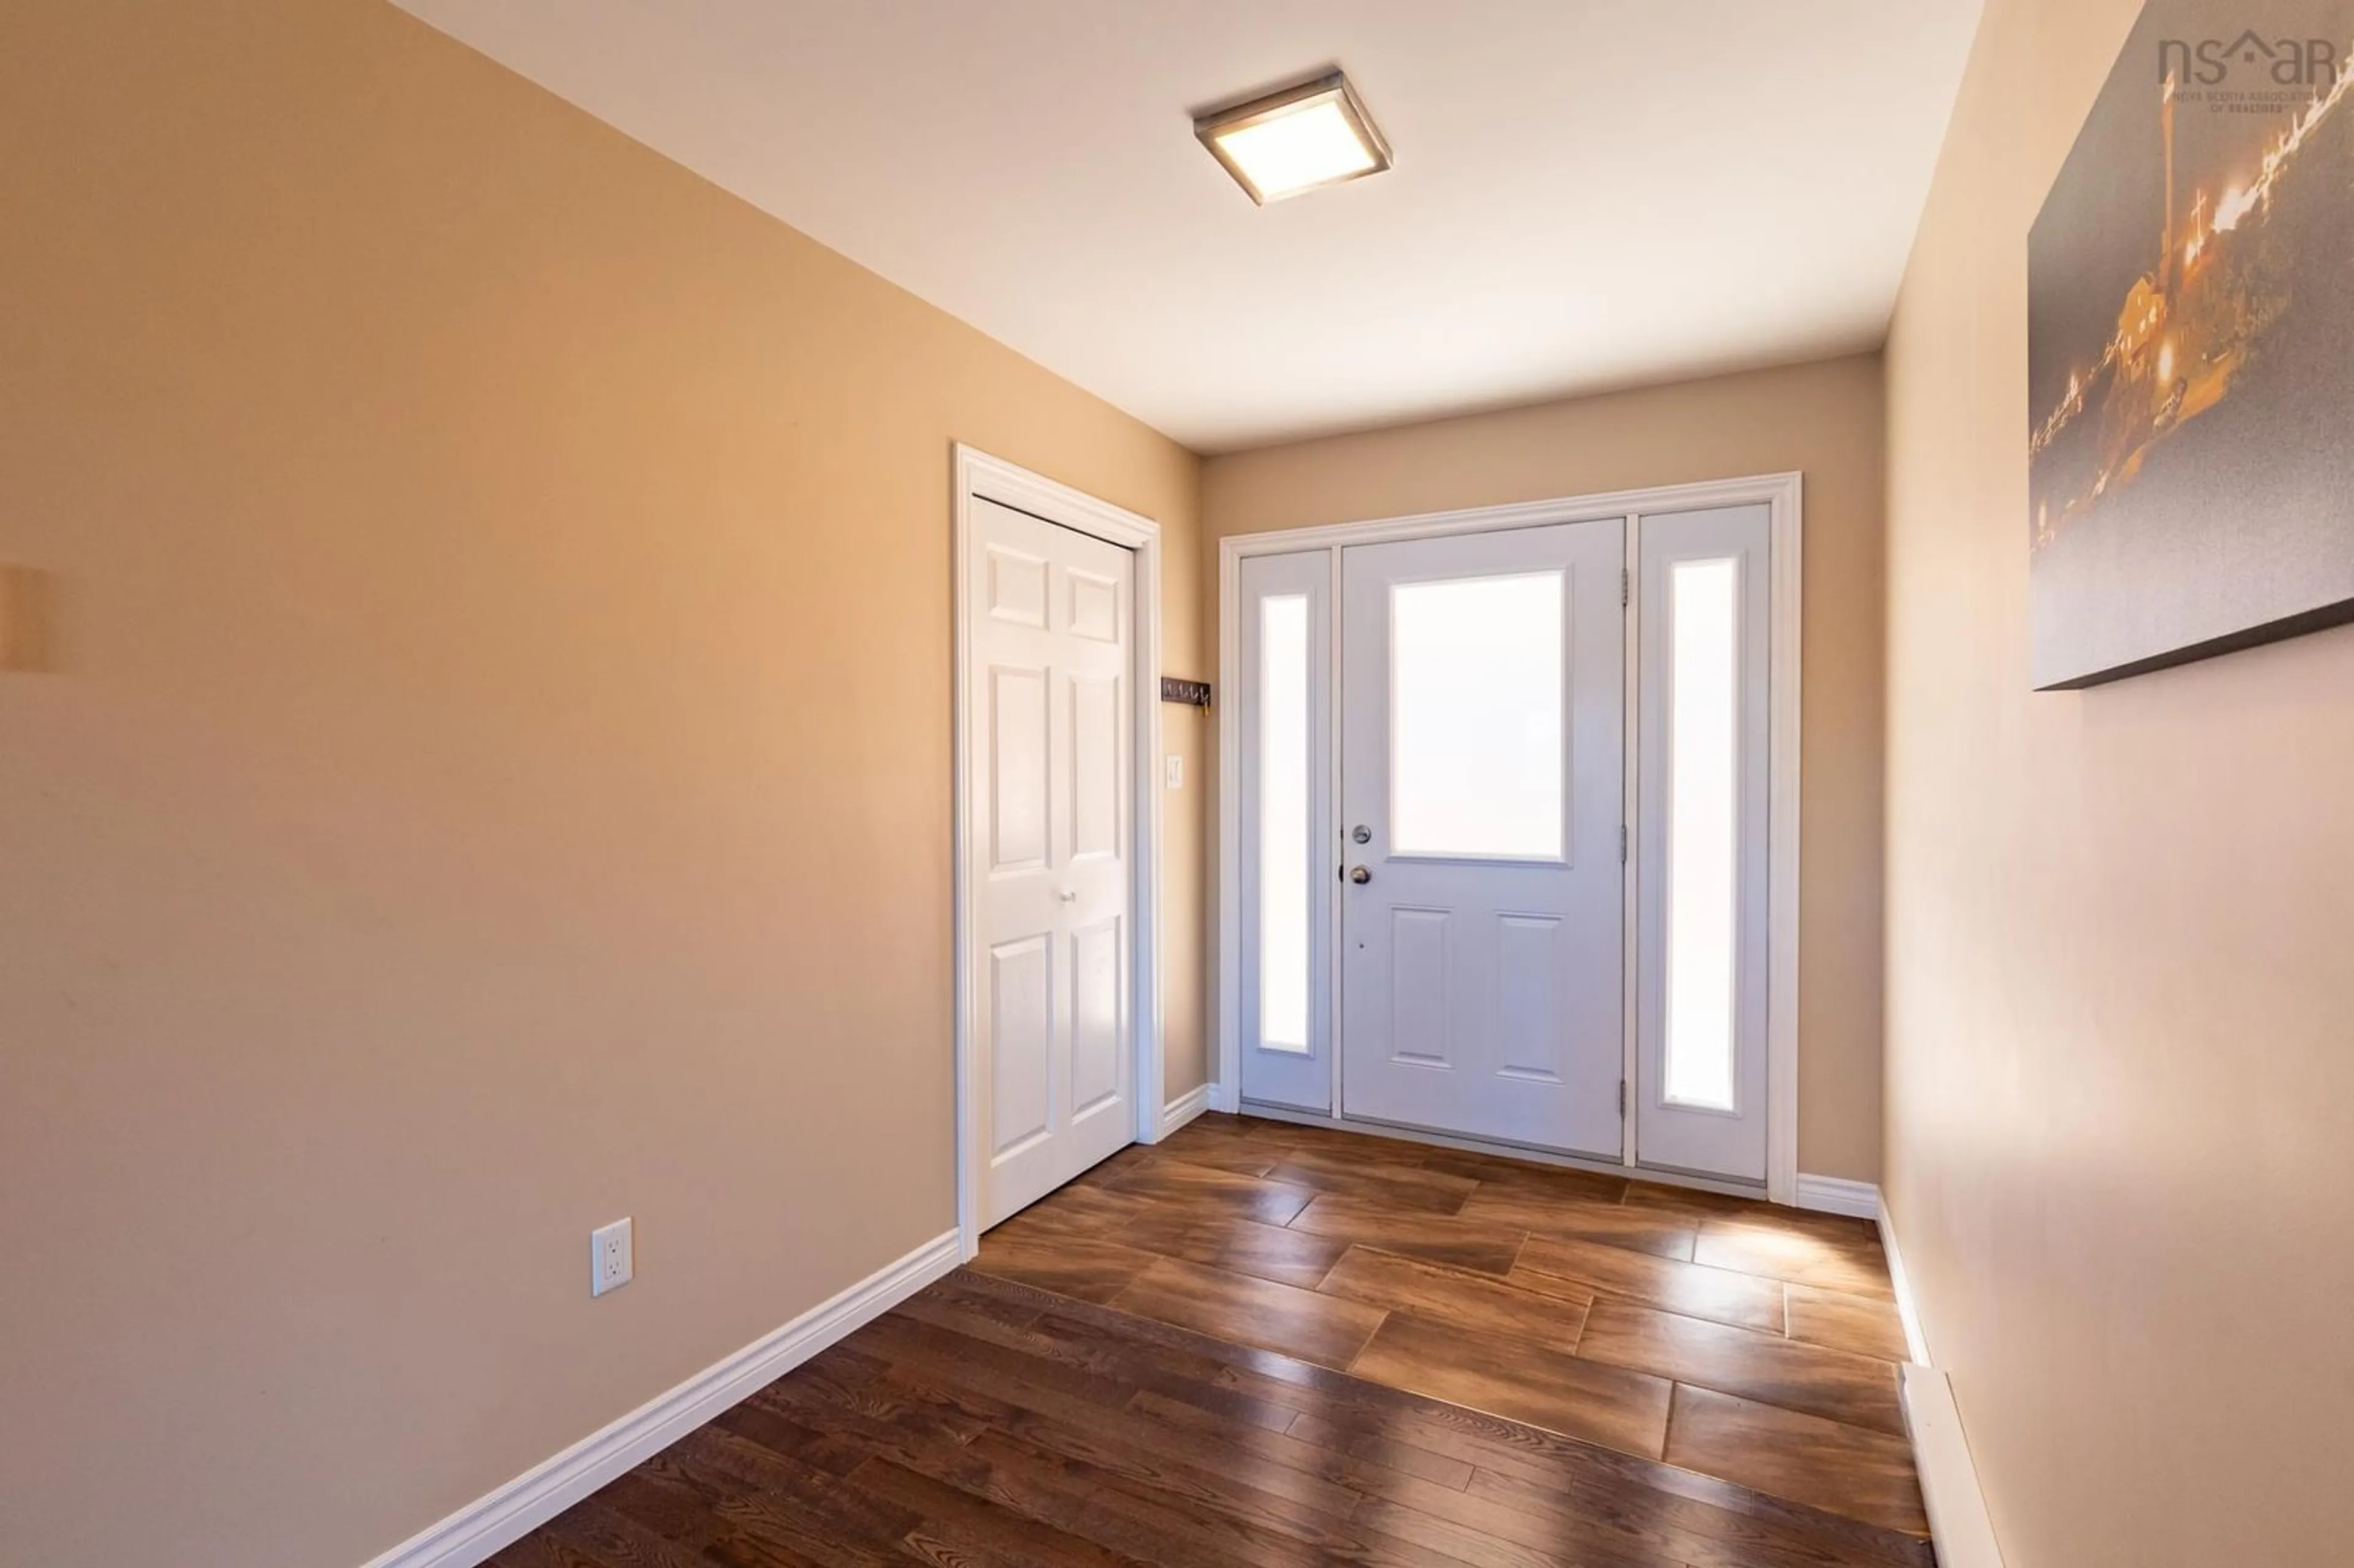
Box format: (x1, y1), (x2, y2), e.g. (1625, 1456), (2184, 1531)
(1159, 677), (1212, 709)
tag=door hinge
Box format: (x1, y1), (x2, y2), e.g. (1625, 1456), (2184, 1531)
(1619, 825), (1629, 864)
(1618, 1079), (1628, 1114)
(1621, 568), (1630, 607)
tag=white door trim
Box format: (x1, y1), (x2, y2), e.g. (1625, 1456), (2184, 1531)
(1214, 471), (1802, 1204)
(953, 446), (1164, 1259)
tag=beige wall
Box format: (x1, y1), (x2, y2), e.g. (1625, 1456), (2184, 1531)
(1883, 1), (2354, 1562)
(1202, 355), (1889, 1182)
(0, 3), (1202, 1565)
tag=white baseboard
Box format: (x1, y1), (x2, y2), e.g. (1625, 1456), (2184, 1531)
(1875, 1192), (1931, 1365)
(1902, 1363), (2006, 1568)
(1157, 1084), (1212, 1138)
(1794, 1172), (1881, 1219)
(1880, 1198), (2005, 1568)
(360, 1229), (961, 1568)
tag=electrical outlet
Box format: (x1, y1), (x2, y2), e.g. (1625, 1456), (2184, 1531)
(591, 1217), (633, 1297)
(1164, 753), (1184, 789)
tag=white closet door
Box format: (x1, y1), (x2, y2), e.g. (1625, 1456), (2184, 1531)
(970, 497), (1135, 1225)
(1338, 521), (1626, 1155)
(1236, 552), (1334, 1112)
(1636, 504), (1770, 1181)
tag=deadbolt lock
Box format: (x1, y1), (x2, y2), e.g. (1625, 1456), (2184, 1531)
(1350, 824), (1372, 844)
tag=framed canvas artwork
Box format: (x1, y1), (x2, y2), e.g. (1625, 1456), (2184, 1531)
(2029, 1), (2354, 687)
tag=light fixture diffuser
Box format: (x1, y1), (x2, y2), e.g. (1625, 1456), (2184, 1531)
(1195, 71), (1392, 205)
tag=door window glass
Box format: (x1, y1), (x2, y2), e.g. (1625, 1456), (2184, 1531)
(1258, 594), (1311, 1051)
(1663, 557), (1740, 1111)
(1388, 572), (1564, 859)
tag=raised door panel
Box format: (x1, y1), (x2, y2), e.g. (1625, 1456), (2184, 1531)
(1388, 907), (1453, 1068)
(1069, 674), (1120, 862)
(988, 935), (1054, 1159)
(1068, 569), (1121, 643)
(986, 545), (1048, 628)
(989, 665), (1050, 874)
(1496, 913), (1566, 1083)
(1069, 916), (1122, 1119)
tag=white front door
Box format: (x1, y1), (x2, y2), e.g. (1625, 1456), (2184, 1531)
(1338, 522), (1626, 1156)
(970, 497), (1135, 1227)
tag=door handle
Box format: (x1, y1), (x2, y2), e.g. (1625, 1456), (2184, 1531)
(1349, 866), (1373, 885)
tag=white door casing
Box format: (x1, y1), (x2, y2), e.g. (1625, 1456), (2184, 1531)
(1338, 521), (1626, 1157)
(1635, 503), (1772, 1181)
(961, 482), (1148, 1231)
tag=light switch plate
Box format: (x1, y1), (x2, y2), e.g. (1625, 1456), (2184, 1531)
(1165, 754), (1184, 788)
(591, 1217), (633, 1297)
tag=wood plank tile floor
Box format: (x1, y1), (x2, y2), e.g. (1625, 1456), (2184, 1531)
(971, 1114), (1927, 1540)
(497, 1266), (1934, 1568)
(493, 1113), (1931, 1568)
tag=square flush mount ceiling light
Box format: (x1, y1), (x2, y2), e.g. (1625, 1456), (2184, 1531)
(1195, 71), (1392, 205)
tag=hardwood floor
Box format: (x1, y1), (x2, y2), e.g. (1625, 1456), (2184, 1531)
(496, 1266), (1933, 1568)
(975, 1114), (1927, 1539)
(493, 1114), (1930, 1567)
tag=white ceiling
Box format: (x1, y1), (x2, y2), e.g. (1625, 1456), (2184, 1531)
(393, 1), (1983, 454)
